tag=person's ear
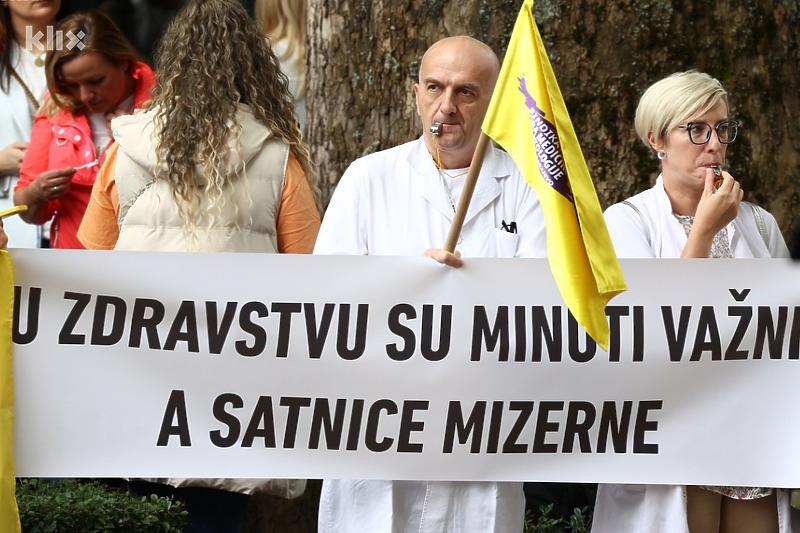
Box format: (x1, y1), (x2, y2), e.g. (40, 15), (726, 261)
(647, 131), (662, 154)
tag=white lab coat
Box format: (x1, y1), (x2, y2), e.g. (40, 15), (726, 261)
(0, 45), (42, 248)
(603, 175), (789, 259)
(314, 137), (547, 260)
(314, 137), (547, 533)
(592, 176), (793, 533)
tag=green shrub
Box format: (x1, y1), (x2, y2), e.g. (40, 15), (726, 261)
(16, 478), (188, 533)
(524, 504), (593, 533)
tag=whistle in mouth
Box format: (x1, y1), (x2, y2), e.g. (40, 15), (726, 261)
(711, 165), (723, 189)
(430, 122), (442, 136)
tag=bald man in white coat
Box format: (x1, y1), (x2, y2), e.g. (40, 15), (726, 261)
(314, 36), (548, 533)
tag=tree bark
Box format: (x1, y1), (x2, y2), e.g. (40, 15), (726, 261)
(306, 0), (521, 203)
(307, 0), (799, 239)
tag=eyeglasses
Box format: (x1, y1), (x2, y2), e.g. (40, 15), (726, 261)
(678, 120), (739, 145)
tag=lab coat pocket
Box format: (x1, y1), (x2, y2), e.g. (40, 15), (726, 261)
(490, 227), (520, 257)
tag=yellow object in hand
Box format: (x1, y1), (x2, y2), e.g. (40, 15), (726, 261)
(0, 205), (28, 219)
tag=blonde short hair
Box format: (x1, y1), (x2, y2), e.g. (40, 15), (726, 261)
(634, 71), (728, 151)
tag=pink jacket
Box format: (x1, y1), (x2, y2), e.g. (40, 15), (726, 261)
(16, 62), (155, 248)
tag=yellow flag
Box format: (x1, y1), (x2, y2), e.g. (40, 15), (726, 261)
(482, 0), (626, 351)
(0, 250), (20, 532)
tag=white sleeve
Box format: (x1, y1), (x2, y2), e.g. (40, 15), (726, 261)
(313, 160), (369, 256)
(764, 210), (791, 258)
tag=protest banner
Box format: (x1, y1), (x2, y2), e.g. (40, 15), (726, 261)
(8, 249), (800, 487)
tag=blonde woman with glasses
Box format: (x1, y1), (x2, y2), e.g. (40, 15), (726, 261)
(593, 71), (790, 533)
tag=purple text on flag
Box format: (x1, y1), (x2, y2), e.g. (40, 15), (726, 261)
(519, 76), (574, 203)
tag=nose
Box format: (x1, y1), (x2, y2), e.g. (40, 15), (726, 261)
(706, 131), (723, 152)
(439, 89), (457, 115)
(78, 86), (94, 104)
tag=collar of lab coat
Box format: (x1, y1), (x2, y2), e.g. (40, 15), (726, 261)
(407, 136), (513, 224)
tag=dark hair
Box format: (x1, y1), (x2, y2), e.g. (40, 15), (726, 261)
(0, 0), (71, 92)
(0, 3), (11, 91)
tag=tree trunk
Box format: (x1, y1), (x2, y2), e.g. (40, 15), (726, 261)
(306, 0), (521, 204)
(307, 0), (800, 239)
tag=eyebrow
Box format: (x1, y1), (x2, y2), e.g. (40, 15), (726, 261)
(422, 77), (482, 93)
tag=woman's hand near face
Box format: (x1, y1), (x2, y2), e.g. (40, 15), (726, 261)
(680, 168), (742, 258)
(696, 168), (742, 230)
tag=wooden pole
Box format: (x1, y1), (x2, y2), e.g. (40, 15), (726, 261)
(443, 132), (491, 252)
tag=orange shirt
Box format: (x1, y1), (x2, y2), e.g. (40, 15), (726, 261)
(78, 144), (320, 253)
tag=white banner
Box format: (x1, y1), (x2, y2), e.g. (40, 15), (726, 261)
(9, 249), (800, 486)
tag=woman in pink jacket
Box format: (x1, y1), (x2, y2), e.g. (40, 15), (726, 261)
(13, 9), (155, 249)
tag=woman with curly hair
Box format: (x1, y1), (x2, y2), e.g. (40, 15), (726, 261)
(78, 0), (320, 256)
(13, 9), (155, 249)
(79, 0), (319, 529)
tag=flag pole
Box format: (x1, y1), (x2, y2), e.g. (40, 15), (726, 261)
(444, 132), (491, 252)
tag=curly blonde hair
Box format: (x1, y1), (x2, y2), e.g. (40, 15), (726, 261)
(149, 0), (320, 235)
